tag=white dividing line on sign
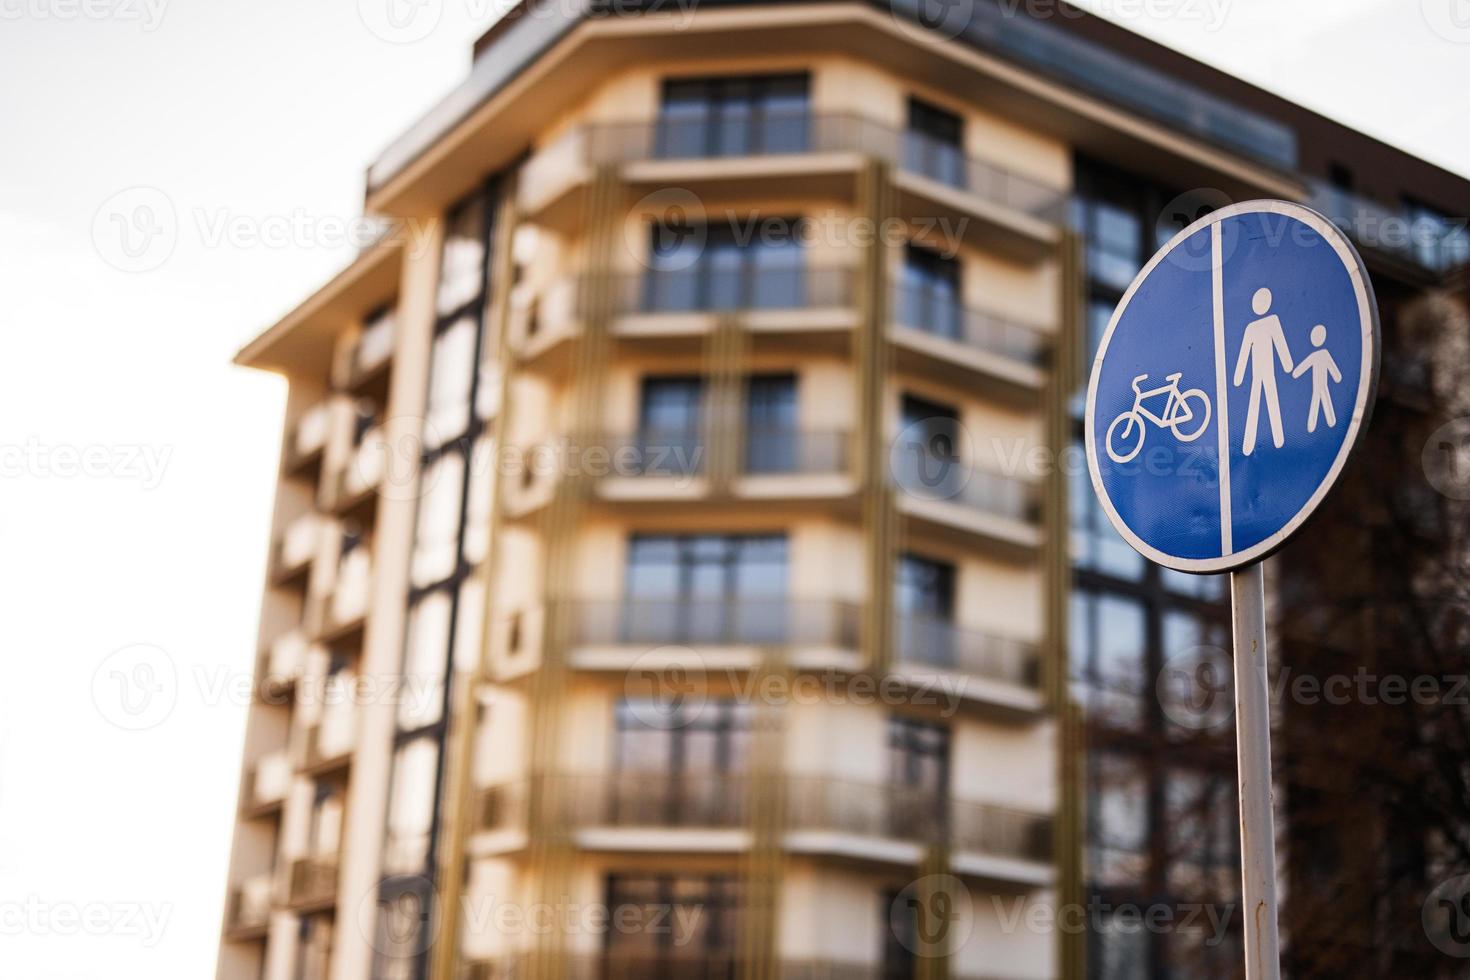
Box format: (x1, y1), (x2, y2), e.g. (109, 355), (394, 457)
(1211, 221), (1234, 557)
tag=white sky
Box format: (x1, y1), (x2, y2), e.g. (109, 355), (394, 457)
(0, 1), (1465, 977)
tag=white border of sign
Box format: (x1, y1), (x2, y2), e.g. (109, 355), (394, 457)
(1084, 200), (1380, 574)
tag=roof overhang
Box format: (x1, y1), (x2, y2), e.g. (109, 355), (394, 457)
(234, 238), (403, 376)
(364, 2), (1304, 219)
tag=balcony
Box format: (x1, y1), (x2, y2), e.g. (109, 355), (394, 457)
(311, 545), (371, 639)
(615, 265), (858, 346)
(224, 872), (273, 940)
(463, 952), (744, 980)
(302, 704), (356, 774)
(283, 401), (331, 478)
(474, 772), (1050, 882)
(260, 628), (309, 698)
(241, 750), (292, 816)
(479, 772), (750, 836)
(343, 309), (395, 396)
(889, 283), (1048, 391)
(1307, 182), (1470, 277)
(894, 615), (1039, 688)
(786, 777), (1052, 877)
(284, 857), (337, 912)
(892, 456), (1043, 554)
(570, 598), (861, 663)
(269, 513), (320, 587)
(521, 113), (1065, 259)
(327, 425), (385, 519)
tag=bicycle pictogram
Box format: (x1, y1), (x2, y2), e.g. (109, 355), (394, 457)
(1105, 372), (1212, 464)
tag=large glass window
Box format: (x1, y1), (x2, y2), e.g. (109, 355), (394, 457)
(623, 534), (787, 644)
(644, 221), (805, 312)
(636, 376), (704, 471)
(604, 875), (741, 978)
(1405, 199), (1470, 272)
(744, 373), (798, 473)
(904, 96), (965, 189)
(897, 243), (962, 340)
(657, 74), (809, 159)
(895, 393), (964, 499)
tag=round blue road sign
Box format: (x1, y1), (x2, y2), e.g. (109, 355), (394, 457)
(1085, 200), (1379, 573)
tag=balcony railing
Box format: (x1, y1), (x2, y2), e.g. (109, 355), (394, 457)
(621, 265), (855, 317)
(226, 873), (273, 936)
(787, 776), (1050, 861)
(285, 857), (337, 910)
(479, 772), (750, 832)
(891, 454), (1042, 524)
(346, 311), (395, 389)
(894, 614), (1039, 688)
(891, 282), (1047, 367)
(569, 112), (1065, 223)
(1307, 182), (1470, 275)
(571, 598), (861, 648)
(304, 706), (356, 771)
(243, 750), (292, 813)
(284, 402), (331, 474)
(270, 513), (320, 584)
(743, 428), (850, 476)
(476, 773), (1048, 862)
(262, 629), (308, 694)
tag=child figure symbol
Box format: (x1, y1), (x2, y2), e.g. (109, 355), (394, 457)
(1291, 324), (1342, 433)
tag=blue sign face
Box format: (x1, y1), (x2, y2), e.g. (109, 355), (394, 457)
(1085, 201), (1379, 573)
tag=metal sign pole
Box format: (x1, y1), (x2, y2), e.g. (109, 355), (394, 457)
(1231, 562), (1281, 980)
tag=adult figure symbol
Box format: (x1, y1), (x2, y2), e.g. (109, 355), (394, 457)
(1233, 287), (1294, 456)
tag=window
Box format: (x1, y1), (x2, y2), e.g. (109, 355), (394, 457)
(381, 737), (440, 876)
(613, 699), (751, 825)
(897, 244), (962, 340)
(1405, 199), (1470, 272)
(637, 376), (704, 474)
(294, 914), (334, 980)
(888, 716), (950, 839)
(744, 373), (798, 473)
(644, 221), (805, 312)
(896, 553), (955, 620)
(656, 74), (809, 158)
(604, 875), (742, 978)
(882, 887), (917, 980)
(904, 96), (965, 189)
(895, 393), (964, 499)
(623, 534), (787, 644)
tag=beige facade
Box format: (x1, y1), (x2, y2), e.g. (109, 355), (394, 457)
(218, 4), (1328, 980)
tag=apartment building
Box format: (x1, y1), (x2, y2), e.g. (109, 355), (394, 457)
(219, 3), (1470, 980)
